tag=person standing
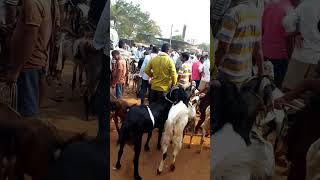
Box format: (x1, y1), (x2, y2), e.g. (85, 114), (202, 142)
(139, 46), (159, 105)
(144, 43), (177, 104)
(112, 50), (126, 99)
(178, 52), (192, 90)
(282, 0), (320, 91)
(199, 55), (210, 93)
(5, 0), (58, 118)
(192, 56), (204, 89)
(262, 0), (295, 88)
(215, 0), (264, 87)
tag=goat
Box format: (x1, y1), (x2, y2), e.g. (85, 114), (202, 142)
(157, 100), (189, 174)
(113, 86), (188, 180)
(0, 103), (87, 180)
(183, 95), (199, 149)
(306, 137), (320, 180)
(110, 98), (136, 135)
(199, 105), (210, 153)
(211, 77), (276, 180)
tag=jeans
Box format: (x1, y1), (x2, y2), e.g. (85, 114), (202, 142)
(115, 83), (123, 99)
(149, 89), (164, 105)
(140, 79), (150, 105)
(17, 70), (42, 118)
(265, 58), (288, 88)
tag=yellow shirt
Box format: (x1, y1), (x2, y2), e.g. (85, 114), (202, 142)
(144, 52), (177, 92)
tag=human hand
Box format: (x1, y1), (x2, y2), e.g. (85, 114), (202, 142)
(274, 97), (287, 109)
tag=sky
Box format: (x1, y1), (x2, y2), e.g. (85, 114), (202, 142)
(111, 0), (210, 44)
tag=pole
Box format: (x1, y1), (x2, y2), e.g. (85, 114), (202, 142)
(169, 24), (173, 46)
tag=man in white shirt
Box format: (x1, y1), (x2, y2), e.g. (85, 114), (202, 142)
(199, 55), (210, 93)
(282, 0), (320, 90)
(139, 46), (159, 105)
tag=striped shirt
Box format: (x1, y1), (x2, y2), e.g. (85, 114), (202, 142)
(178, 62), (192, 89)
(216, 0), (261, 84)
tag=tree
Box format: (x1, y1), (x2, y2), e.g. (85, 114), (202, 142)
(198, 43), (210, 52)
(171, 35), (184, 41)
(111, 0), (161, 43)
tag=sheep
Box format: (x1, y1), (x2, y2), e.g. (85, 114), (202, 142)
(156, 100), (189, 175)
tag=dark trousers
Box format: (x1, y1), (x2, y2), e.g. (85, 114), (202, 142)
(195, 80), (201, 89)
(265, 57), (288, 88)
(140, 79), (150, 105)
(149, 89), (164, 105)
(96, 53), (108, 146)
(17, 70), (42, 118)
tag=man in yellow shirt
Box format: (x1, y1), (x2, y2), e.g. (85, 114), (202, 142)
(144, 43), (177, 104)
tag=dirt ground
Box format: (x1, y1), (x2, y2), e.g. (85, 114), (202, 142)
(42, 61), (287, 180)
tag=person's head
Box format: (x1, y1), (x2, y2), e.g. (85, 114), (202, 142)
(200, 56), (205, 63)
(152, 46), (160, 54)
(181, 52), (189, 62)
(118, 40), (125, 49)
(161, 43), (171, 54)
(133, 43), (136, 47)
(112, 50), (121, 60)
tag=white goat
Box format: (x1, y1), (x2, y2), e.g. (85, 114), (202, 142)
(157, 101), (189, 174)
(306, 138), (320, 180)
(211, 124), (275, 180)
(199, 106), (210, 153)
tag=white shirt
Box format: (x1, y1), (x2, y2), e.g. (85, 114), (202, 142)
(200, 59), (210, 82)
(282, 0), (320, 64)
(140, 53), (158, 80)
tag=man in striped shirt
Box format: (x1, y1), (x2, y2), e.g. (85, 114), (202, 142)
(215, 0), (264, 87)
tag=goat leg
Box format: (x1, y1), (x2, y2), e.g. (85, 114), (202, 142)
(71, 65), (78, 95)
(114, 117), (120, 135)
(199, 127), (206, 154)
(144, 132), (152, 151)
(171, 135), (183, 171)
(157, 128), (163, 150)
(133, 135), (142, 180)
(114, 142), (125, 170)
(157, 137), (169, 175)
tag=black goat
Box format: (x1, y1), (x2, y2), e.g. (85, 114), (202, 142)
(114, 86), (187, 180)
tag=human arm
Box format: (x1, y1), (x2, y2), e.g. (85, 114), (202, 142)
(144, 59), (153, 78)
(253, 41), (264, 76)
(275, 79), (320, 108)
(169, 59), (178, 86)
(214, 8), (237, 67)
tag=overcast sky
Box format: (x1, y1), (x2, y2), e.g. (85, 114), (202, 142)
(111, 0), (210, 44)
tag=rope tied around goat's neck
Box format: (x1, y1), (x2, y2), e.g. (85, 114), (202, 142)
(0, 82), (17, 111)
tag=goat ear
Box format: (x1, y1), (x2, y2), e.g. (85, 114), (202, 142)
(54, 149), (62, 160)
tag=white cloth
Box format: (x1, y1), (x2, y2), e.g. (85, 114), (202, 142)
(140, 53), (157, 80)
(146, 106), (155, 127)
(200, 59), (210, 82)
(282, 0), (320, 64)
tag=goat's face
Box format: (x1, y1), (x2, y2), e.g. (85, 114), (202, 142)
(166, 86), (188, 105)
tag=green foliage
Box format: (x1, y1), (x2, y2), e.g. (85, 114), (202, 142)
(198, 43), (210, 52)
(111, 0), (161, 43)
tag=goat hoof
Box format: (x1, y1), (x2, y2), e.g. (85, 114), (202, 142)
(157, 145), (161, 150)
(170, 164), (175, 171)
(114, 163), (121, 170)
(134, 175), (142, 180)
(144, 145), (150, 152)
(157, 169), (162, 175)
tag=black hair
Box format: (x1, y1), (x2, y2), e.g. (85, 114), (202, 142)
(111, 50), (120, 56)
(181, 52), (189, 62)
(118, 40), (125, 48)
(161, 43), (171, 53)
(152, 46), (160, 54)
